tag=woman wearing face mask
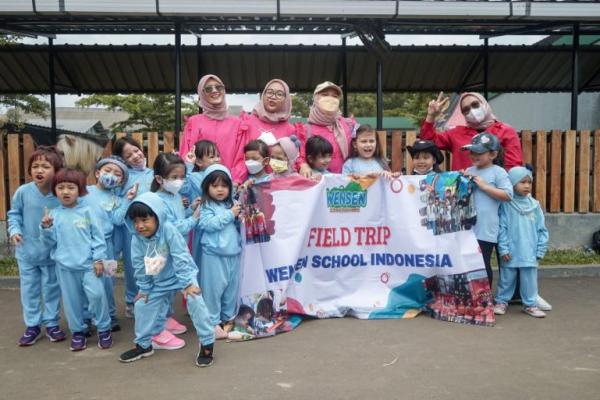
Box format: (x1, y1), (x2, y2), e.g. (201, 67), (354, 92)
(240, 79), (306, 179)
(420, 92), (523, 171)
(299, 81), (356, 176)
(179, 74), (246, 184)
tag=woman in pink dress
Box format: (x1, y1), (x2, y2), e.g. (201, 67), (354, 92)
(300, 81), (356, 175)
(239, 79), (306, 179)
(179, 74), (246, 183)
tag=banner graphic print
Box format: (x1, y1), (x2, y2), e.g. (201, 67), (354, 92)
(229, 173), (494, 341)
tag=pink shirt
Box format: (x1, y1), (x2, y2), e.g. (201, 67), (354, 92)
(301, 117), (354, 173)
(240, 113), (307, 174)
(179, 114), (246, 183)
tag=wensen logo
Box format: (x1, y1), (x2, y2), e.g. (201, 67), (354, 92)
(326, 181), (367, 212)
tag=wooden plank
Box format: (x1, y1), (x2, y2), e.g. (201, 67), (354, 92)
(377, 130), (387, 165)
(549, 130), (562, 212)
(562, 130), (576, 213)
(132, 132), (144, 150)
(405, 131), (417, 174)
(163, 132), (175, 153)
(0, 135), (6, 220)
(390, 131), (403, 173)
(521, 130), (533, 166)
(101, 140), (112, 158)
(147, 132), (159, 167)
(534, 130), (547, 211)
(577, 130), (590, 213)
(7, 134), (21, 201)
(115, 132), (126, 140)
(22, 134), (34, 183)
(593, 130), (600, 212)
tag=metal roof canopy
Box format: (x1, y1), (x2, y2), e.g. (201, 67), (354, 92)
(2, 1), (600, 36)
(1, 44), (599, 94)
(2, 0), (598, 133)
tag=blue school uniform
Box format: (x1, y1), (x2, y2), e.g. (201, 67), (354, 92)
(82, 185), (131, 322)
(495, 194), (549, 307)
(114, 166), (154, 305)
(198, 164), (242, 326)
(7, 182), (61, 329)
(465, 165), (513, 243)
(342, 158), (384, 175)
(127, 192), (214, 348)
(181, 168), (207, 280)
(40, 202), (111, 334)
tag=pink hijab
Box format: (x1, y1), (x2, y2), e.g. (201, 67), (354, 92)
(197, 74), (228, 121)
(457, 92), (497, 131)
(308, 83), (348, 159)
(253, 79), (292, 123)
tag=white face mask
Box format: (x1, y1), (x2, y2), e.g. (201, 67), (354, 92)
(465, 107), (486, 125)
(162, 178), (184, 194)
(245, 160), (264, 175)
(318, 96), (340, 114)
(144, 244), (167, 276)
(257, 131), (277, 146)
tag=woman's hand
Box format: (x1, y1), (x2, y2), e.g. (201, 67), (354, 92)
(426, 91), (449, 123)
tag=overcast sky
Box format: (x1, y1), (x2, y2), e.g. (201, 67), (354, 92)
(23, 33), (547, 110)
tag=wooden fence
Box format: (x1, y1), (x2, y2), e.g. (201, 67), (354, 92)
(1, 130), (599, 222)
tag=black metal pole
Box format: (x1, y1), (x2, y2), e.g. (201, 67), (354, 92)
(48, 37), (56, 141)
(175, 22), (182, 144)
(376, 60), (383, 130)
(342, 37), (348, 117)
(483, 38), (489, 99)
(197, 36), (202, 114)
(571, 22), (580, 130)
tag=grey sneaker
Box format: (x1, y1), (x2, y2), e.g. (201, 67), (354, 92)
(493, 303), (507, 315)
(536, 295), (552, 311)
(523, 306), (546, 318)
(125, 304), (134, 319)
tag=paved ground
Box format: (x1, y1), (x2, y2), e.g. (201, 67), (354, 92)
(1, 277), (599, 400)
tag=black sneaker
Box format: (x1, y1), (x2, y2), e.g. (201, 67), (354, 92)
(195, 343), (214, 367)
(111, 319), (121, 332)
(119, 344), (154, 363)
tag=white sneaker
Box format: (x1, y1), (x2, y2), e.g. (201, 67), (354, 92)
(523, 306), (546, 318)
(493, 303), (507, 315)
(536, 295), (552, 311)
(125, 304), (135, 319)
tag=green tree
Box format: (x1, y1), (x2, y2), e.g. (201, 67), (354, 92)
(0, 35), (50, 128)
(291, 91), (433, 124)
(76, 94), (197, 132)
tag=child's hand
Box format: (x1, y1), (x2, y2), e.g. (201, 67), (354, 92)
(10, 234), (23, 246)
(191, 196), (202, 211)
(93, 260), (104, 277)
(134, 292), (148, 304)
(183, 284), (201, 298)
(240, 179), (254, 191)
(299, 163), (313, 178)
(126, 183), (139, 200)
(41, 207), (53, 228)
(193, 203), (202, 219)
(471, 176), (487, 188)
(391, 171), (402, 177)
(184, 146), (196, 164)
(231, 203), (241, 218)
(181, 196), (190, 208)
(502, 254), (512, 262)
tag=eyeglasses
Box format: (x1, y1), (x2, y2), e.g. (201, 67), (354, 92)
(203, 84), (225, 94)
(264, 89), (286, 100)
(461, 100), (480, 114)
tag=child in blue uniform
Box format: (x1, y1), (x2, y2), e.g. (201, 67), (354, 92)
(407, 140), (444, 176)
(118, 192), (215, 367)
(112, 137), (155, 318)
(198, 164), (242, 340)
(83, 156), (138, 331)
(150, 152), (200, 349)
(462, 132), (513, 286)
(494, 167), (549, 318)
(242, 139), (272, 185)
(40, 168), (112, 351)
(305, 135), (333, 175)
(8, 146), (66, 346)
(342, 124), (394, 178)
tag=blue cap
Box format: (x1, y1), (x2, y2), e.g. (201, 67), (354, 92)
(461, 132), (500, 154)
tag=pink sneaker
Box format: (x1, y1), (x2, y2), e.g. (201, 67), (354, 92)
(165, 317), (187, 335)
(151, 330), (186, 350)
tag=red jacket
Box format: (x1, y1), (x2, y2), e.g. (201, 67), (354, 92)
(419, 120), (523, 171)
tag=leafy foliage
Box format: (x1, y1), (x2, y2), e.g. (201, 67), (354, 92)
(76, 94), (197, 132)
